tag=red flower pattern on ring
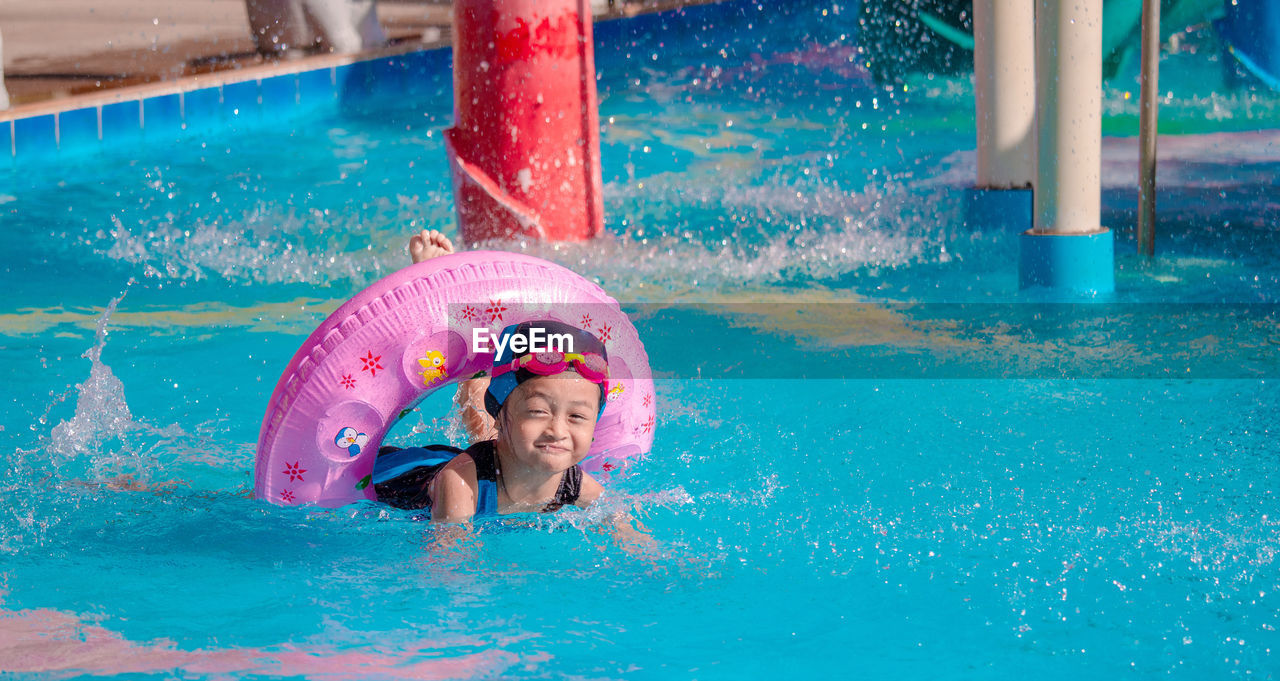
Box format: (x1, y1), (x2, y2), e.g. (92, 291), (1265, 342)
(485, 299), (507, 324)
(340, 374), (356, 389)
(360, 351), (383, 377)
(596, 324), (612, 344)
(283, 461), (307, 482)
(280, 490), (295, 503)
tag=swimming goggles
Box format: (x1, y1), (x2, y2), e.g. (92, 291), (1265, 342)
(490, 351), (609, 386)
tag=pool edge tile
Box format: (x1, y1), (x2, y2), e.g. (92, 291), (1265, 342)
(298, 68), (337, 112)
(56, 107), (100, 154)
(142, 93), (183, 143)
(260, 74), (299, 119)
(182, 86), (224, 134)
(0, 121), (12, 168)
(100, 101), (143, 147)
(223, 80), (262, 126)
(13, 114), (58, 161)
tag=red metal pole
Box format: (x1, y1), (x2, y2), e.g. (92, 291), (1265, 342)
(446, 0), (604, 243)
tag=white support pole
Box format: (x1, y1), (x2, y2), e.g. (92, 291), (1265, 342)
(974, 0), (1036, 189)
(1034, 0), (1103, 235)
(1020, 0), (1112, 294)
(0, 28), (9, 111)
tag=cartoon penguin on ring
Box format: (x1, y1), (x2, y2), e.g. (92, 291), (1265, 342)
(335, 427), (369, 456)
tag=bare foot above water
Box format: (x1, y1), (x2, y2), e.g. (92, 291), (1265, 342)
(408, 229), (455, 263)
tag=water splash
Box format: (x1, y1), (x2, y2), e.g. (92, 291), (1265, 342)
(484, 174), (958, 300)
(0, 286), (196, 553)
(90, 191), (456, 288)
(42, 285), (184, 483)
(47, 286), (137, 460)
(99, 212), (340, 286)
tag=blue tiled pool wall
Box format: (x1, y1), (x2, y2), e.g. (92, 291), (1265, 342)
(0, 0), (843, 168)
(0, 48), (454, 166)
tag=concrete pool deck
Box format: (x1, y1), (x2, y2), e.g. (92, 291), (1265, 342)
(0, 0), (716, 119)
(0, 0), (451, 114)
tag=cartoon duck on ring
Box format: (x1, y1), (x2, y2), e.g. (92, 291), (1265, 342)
(417, 350), (447, 386)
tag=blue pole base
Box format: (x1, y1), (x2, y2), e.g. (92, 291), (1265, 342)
(964, 187), (1033, 232)
(1018, 228), (1115, 296)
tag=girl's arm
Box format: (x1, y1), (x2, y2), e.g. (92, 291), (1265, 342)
(429, 455), (480, 523)
(576, 472), (605, 507)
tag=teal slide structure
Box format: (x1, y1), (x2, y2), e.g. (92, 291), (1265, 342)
(910, 0), (1280, 90)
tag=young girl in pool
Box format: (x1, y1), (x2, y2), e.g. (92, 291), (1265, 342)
(370, 231), (608, 522)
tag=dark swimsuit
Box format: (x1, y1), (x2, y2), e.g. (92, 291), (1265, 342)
(372, 440), (582, 516)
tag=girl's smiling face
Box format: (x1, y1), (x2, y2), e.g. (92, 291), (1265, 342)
(497, 372), (600, 474)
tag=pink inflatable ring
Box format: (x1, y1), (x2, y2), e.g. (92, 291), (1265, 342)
(255, 251), (656, 507)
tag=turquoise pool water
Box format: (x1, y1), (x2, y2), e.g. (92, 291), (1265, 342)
(3, 1), (1279, 678)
